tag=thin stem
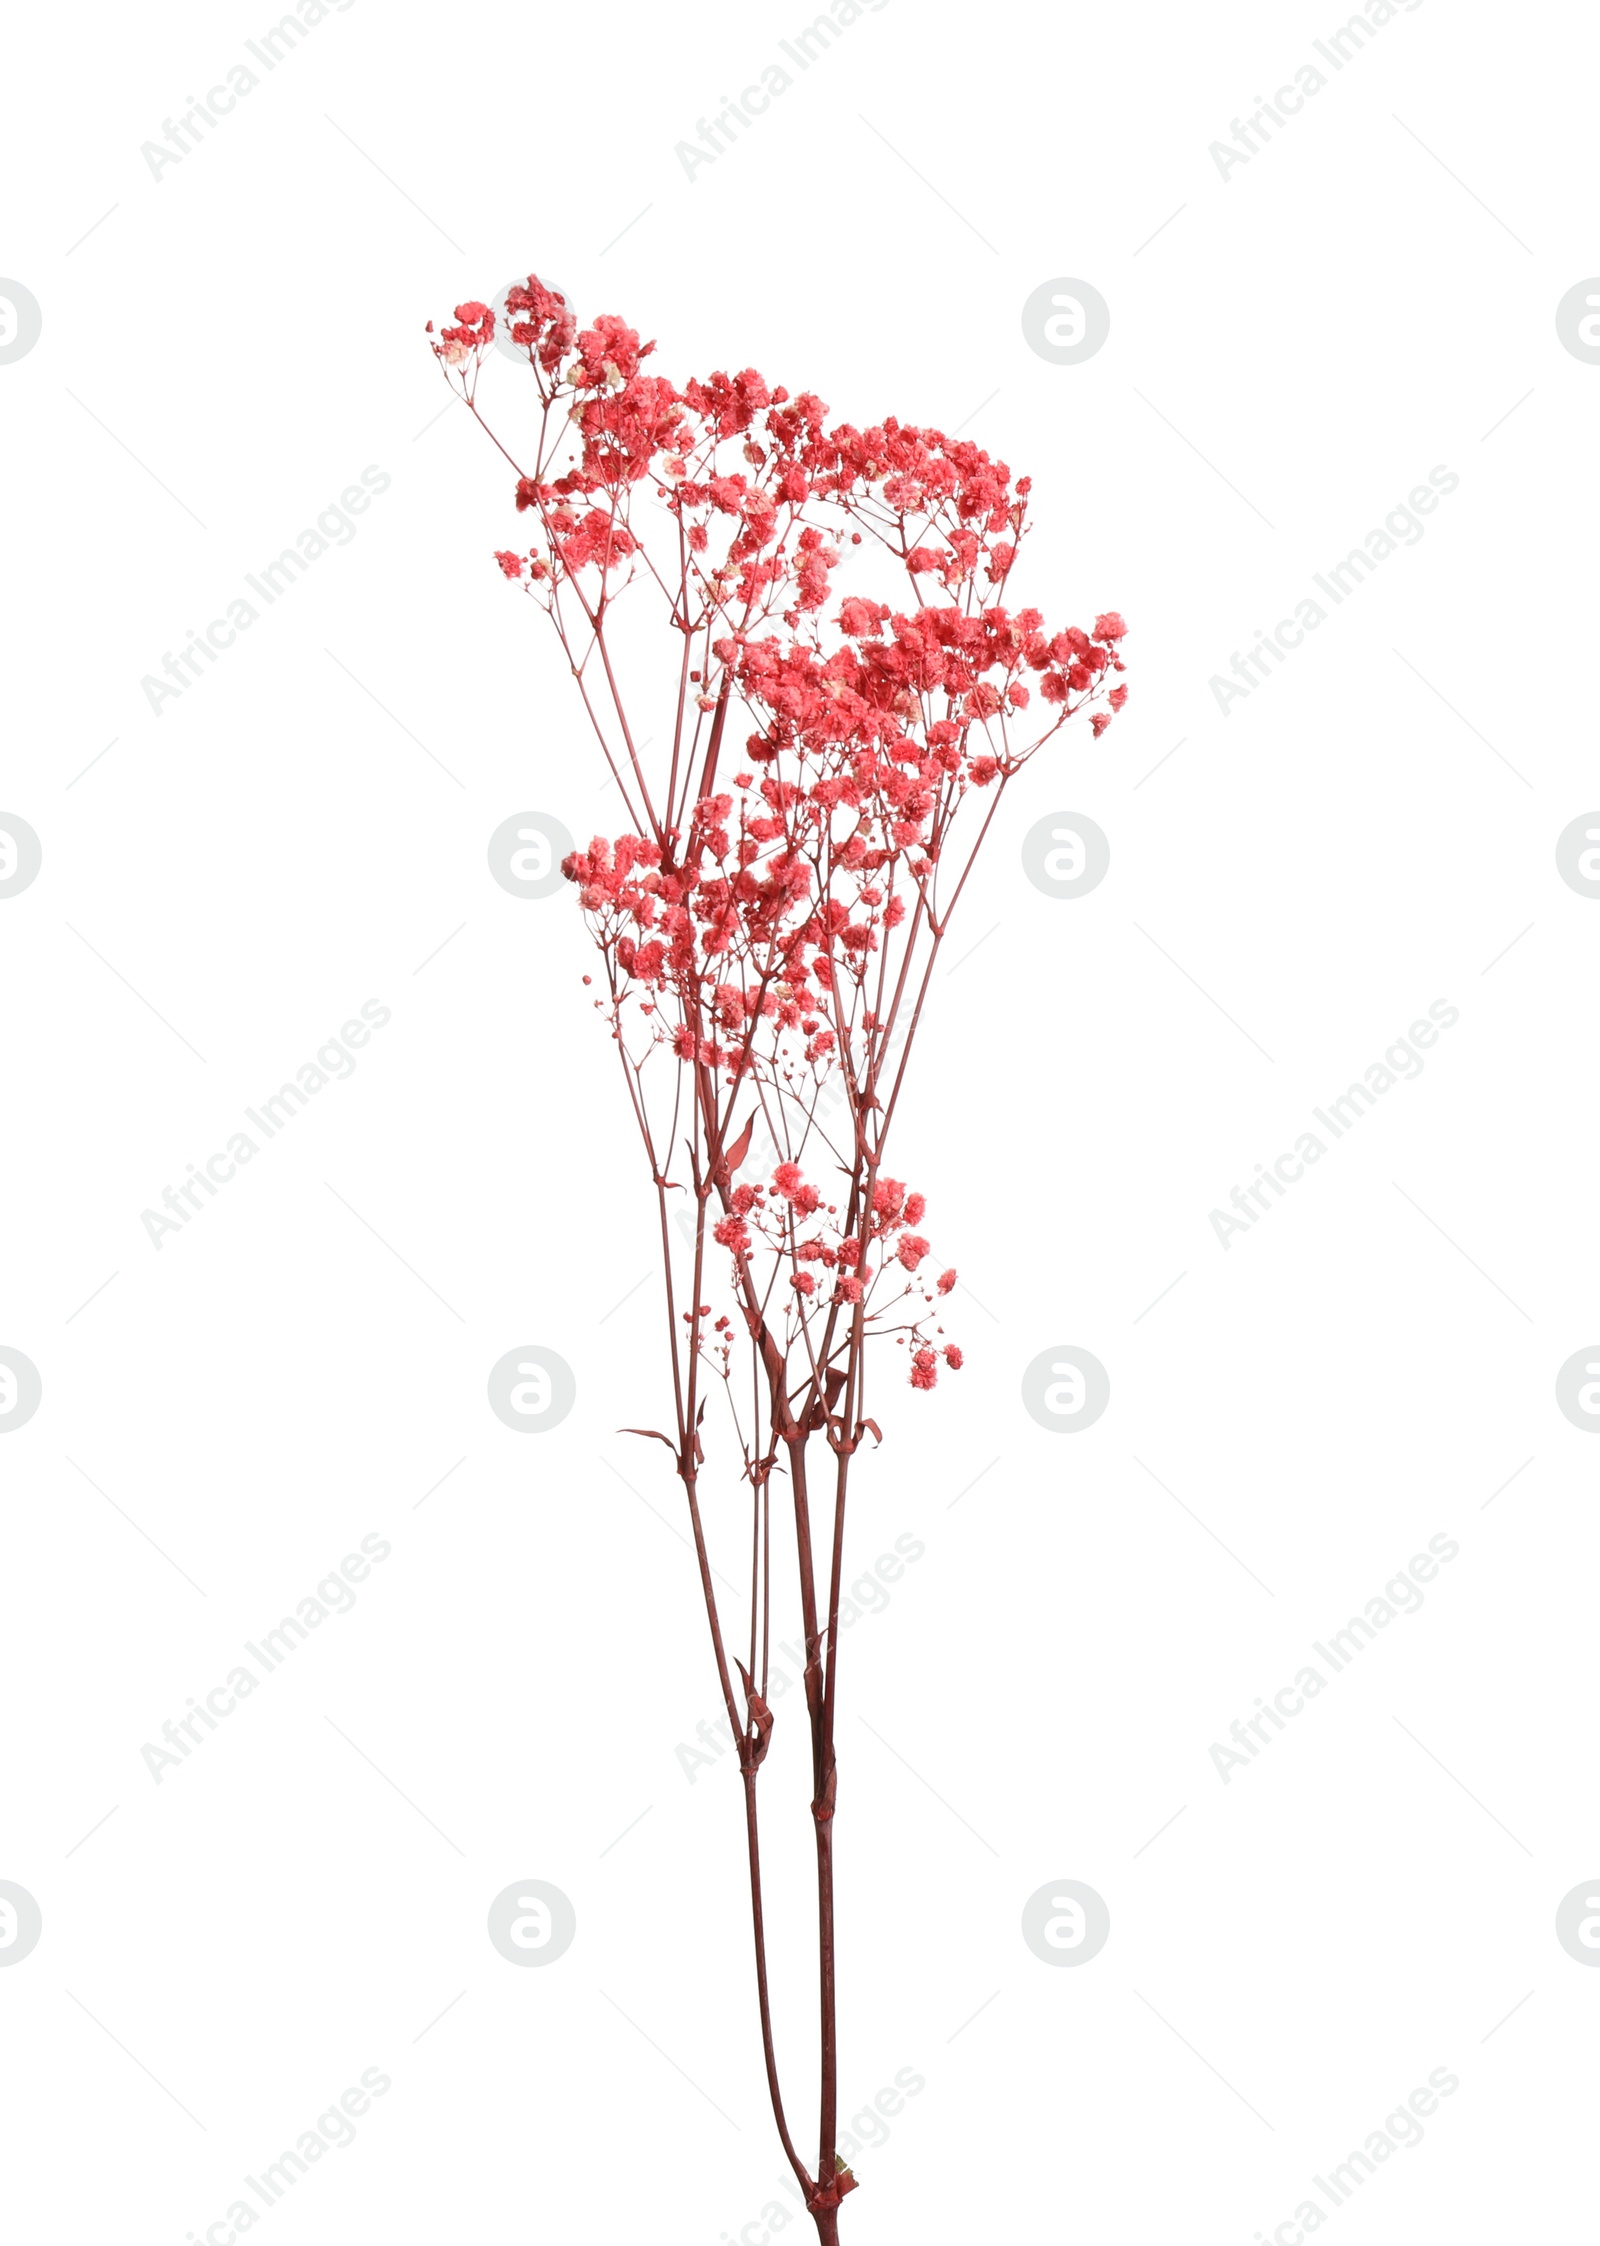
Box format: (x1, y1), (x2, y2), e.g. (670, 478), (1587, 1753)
(742, 1770), (813, 2197)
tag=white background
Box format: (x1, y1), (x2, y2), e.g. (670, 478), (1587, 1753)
(3, 1), (1598, 2240)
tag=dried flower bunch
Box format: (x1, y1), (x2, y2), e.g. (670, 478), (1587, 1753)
(432, 276), (1126, 2240)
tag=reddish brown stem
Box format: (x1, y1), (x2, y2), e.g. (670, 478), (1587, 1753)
(741, 1769), (812, 2197)
(814, 1810), (838, 2183)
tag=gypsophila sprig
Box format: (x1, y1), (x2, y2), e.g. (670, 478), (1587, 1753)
(431, 276), (1127, 2243)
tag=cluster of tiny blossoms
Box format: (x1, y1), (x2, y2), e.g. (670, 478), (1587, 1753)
(431, 280), (1127, 1393)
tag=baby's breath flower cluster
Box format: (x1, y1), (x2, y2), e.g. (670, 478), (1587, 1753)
(432, 276), (1126, 2243)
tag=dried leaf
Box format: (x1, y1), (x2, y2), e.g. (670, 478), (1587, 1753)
(620, 1427), (677, 1455)
(735, 1659), (775, 1767)
(721, 1112), (755, 1178)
